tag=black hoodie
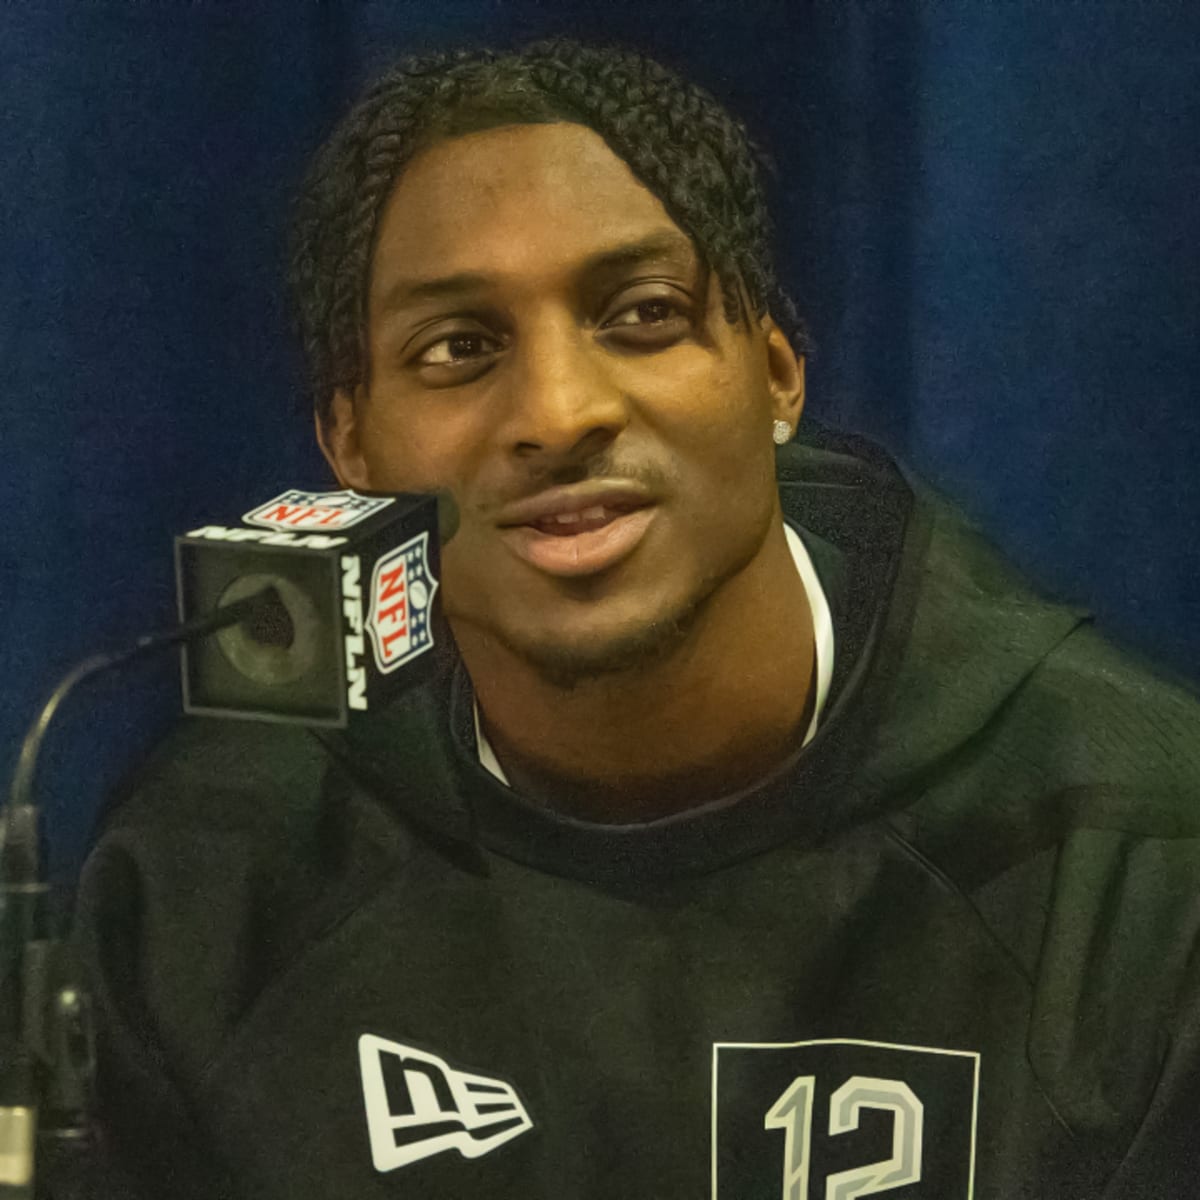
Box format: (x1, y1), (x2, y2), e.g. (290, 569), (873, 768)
(75, 428), (1200, 1198)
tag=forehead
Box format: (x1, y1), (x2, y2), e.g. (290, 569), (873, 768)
(369, 122), (694, 300)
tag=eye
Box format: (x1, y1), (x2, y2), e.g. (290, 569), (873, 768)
(605, 299), (680, 327)
(415, 331), (501, 367)
(599, 291), (693, 350)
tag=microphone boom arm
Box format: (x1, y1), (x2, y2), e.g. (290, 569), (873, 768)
(1, 587), (278, 1199)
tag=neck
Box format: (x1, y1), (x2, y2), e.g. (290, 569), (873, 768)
(454, 518), (816, 822)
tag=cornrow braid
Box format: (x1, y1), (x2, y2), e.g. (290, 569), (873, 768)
(288, 39), (811, 424)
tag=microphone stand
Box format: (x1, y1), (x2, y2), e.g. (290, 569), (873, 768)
(0, 589), (279, 1199)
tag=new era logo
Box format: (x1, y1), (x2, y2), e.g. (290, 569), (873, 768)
(358, 1034), (534, 1173)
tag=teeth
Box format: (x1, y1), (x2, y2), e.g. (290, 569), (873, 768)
(531, 505), (621, 530)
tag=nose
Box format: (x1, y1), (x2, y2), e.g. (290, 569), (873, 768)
(503, 313), (629, 461)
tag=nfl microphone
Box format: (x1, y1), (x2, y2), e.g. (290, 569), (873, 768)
(175, 486), (458, 726)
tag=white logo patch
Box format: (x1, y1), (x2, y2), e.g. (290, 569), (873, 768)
(712, 1037), (980, 1199)
(243, 488), (393, 532)
(358, 1034), (533, 1173)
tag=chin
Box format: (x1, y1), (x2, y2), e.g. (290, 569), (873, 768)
(500, 592), (709, 690)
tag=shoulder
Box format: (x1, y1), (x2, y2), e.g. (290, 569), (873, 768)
(100, 716), (329, 832)
(926, 484), (1200, 806)
(81, 710), (420, 924)
(75, 712), (422, 1078)
(79, 716), (336, 953)
(868, 488), (1200, 1106)
(862, 481), (1200, 962)
(876, 478), (1200, 801)
(78, 716), (338, 969)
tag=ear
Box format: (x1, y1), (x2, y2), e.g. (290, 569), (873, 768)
(316, 388), (372, 490)
(760, 315), (806, 429)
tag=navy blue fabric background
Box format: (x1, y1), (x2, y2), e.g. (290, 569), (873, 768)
(2, 2), (1198, 878)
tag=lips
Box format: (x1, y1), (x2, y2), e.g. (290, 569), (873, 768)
(529, 504), (633, 536)
(495, 483), (657, 578)
(496, 482), (652, 528)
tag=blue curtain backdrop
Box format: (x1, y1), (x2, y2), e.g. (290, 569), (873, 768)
(3, 1), (1198, 879)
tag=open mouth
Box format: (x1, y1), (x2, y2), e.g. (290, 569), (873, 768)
(502, 504), (657, 577)
(527, 503), (641, 537)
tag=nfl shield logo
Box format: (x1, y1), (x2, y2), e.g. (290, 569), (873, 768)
(366, 532), (438, 674)
(243, 488), (394, 532)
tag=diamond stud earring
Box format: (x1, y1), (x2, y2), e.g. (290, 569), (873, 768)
(772, 419), (793, 445)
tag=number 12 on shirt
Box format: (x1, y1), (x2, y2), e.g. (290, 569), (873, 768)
(712, 1038), (979, 1199)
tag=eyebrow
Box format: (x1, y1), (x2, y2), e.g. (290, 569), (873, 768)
(375, 230), (699, 316)
(582, 231), (698, 277)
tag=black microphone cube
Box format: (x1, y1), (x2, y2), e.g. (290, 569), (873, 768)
(175, 489), (443, 726)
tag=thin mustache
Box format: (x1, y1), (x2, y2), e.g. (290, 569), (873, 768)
(478, 459), (674, 519)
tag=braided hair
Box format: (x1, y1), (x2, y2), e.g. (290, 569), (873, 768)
(288, 38), (810, 424)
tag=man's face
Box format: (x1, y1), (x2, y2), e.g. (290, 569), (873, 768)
(321, 121), (803, 683)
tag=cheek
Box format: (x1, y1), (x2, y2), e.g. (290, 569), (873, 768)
(357, 398), (481, 493)
(641, 340), (771, 423)
(651, 355), (774, 468)
(684, 364), (781, 508)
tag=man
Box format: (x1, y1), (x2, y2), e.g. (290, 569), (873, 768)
(77, 39), (1200, 1199)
